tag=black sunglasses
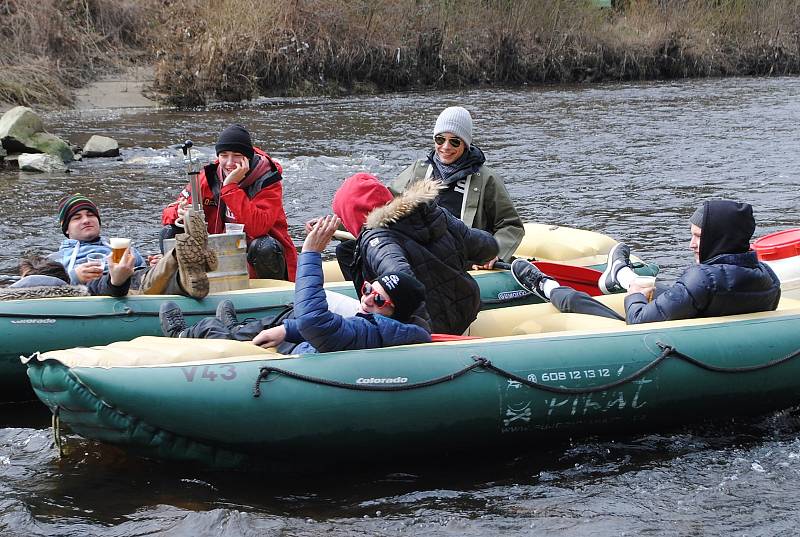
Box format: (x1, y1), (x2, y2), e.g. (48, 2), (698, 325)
(434, 135), (463, 148)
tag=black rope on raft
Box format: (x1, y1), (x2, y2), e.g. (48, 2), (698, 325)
(52, 405), (64, 458)
(253, 341), (800, 398)
(253, 357), (490, 397)
(656, 342), (800, 373)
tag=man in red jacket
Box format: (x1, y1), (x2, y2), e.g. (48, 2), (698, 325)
(161, 124), (297, 281)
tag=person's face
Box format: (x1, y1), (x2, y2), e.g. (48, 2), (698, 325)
(434, 132), (466, 165)
(359, 280), (396, 316)
(66, 209), (100, 241)
(690, 224), (702, 263)
(217, 151), (248, 177)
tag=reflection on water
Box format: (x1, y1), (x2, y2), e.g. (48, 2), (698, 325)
(0, 77), (799, 535)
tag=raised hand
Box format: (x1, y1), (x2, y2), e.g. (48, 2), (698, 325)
(301, 215), (342, 253)
(109, 248), (135, 286)
(223, 160), (250, 186)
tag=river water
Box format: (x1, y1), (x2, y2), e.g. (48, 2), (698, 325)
(1, 77), (799, 535)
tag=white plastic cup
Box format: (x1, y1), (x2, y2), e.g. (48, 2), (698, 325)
(632, 276), (656, 301)
(110, 238), (131, 263)
(225, 223), (245, 234)
(85, 252), (106, 271)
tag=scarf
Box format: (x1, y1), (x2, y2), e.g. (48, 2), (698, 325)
(427, 145), (487, 185)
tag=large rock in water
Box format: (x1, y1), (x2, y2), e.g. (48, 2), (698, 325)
(0, 106), (73, 163)
(18, 153), (68, 173)
(82, 135), (119, 158)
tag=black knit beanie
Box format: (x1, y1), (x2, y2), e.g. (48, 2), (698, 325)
(376, 272), (426, 323)
(215, 124), (254, 160)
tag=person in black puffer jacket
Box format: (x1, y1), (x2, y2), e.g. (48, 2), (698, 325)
(333, 174), (498, 335)
(510, 199), (781, 324)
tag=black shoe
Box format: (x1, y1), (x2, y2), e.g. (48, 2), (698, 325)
(216, 299), (239, 329)
(599, 242), (632, 294)
(511, 259), (550, 301)
(159, 300), (187, 337)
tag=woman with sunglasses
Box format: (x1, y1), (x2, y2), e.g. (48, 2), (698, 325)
(390, 106), (524, 269)
(159, 216), (431, 354)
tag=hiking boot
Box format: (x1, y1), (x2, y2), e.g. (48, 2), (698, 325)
(159, 301), (187, 337)
(216, 299), (239, 329)
(511, 259), (550, 301)
(175, 208), (218, 299)
(599, 242), (632, 294)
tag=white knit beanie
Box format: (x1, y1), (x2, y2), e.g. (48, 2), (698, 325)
(433, 106), (473, 146)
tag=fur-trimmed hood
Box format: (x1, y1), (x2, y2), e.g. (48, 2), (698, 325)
(366, 179), (444, 229)
(0, 285), (90, 301)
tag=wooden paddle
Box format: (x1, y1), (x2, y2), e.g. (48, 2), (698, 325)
(333, 230), (357, 242)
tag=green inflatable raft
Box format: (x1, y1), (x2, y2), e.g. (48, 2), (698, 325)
(24, 294), (800, 469)
(1, 224), (657, 401)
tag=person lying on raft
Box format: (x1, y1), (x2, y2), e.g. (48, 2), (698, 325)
(1, 253), (135, 299)
(159, 215), (432, 353)
(51, 193), (217, 298)
(510, 200), (781, 323)
(329, 173), (498, 335)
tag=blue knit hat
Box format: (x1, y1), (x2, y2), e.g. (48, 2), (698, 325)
(433, 106), (473, 146)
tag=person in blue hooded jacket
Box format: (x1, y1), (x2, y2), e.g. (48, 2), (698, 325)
(160, 215), (431, 353)
(50, 193), (217, 298)
(510, 199), (781, 324)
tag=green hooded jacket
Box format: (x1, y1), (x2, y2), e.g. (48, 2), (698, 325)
(390, 160), (524, 261)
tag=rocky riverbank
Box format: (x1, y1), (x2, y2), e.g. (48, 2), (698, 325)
(0, 107), (120, 172)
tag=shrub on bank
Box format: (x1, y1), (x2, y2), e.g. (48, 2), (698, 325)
(150, 0), (800, 106)
(2, 0), (799, 108)
(0, 0), (159, 107)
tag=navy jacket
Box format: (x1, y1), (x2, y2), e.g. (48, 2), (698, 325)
(282, 252), (431, 354)
(350, 181), (498, 334)
(625, 200), (781, 324)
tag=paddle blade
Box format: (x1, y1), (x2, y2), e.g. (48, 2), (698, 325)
(532, 261), (603, 296)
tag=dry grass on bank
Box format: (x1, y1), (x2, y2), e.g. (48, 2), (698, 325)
(2, 0), (800, 108)
(604, 0), (800, 78)
(150, 0), (800, 106)
(0, 0), (160, 107)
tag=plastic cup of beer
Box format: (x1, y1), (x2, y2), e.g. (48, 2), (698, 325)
(633, 275), (656, 301)
(110, 238), (131, 263)
(85, 252), (105, 271)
